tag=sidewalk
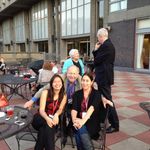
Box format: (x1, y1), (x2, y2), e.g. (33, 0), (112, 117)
(1, 70), (150, 150)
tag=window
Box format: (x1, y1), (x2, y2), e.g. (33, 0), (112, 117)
(5, 44), (11, 52)
(136, 19), (150, 70)
(2, 20), (11, 44)
(109, 0), (127, 12)
(99, 0), (104, 18)
(20, 43), (25, 52)
(32, 0), (48, 40)
(38, 41), (48, 53)
(61, 0), (91, 36)
(14, 12), (25, 43)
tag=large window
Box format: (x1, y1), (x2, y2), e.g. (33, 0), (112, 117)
(99, 0), (104, 18)
(38, 41), (48, 53)
(109, 0), (127, 12)
(14, 12), (25, 43)
(61, 0), (91, 36)
(2, 20), (11, 44)
(32, 0), (48, 40)
(136, 19), (150, 70)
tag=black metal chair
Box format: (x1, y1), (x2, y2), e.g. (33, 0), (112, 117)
(61, 104), (76, 149)
(61, 105), (109, 150)
(16, 111), (64, 150)
(139, 102), (150, 119)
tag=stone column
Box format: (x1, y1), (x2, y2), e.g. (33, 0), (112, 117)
(48, 0), (55, 60)
(90, 0), (98, 58)
(55, 0), (61, 62)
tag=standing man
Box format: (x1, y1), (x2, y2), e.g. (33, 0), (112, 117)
(92, 28), (119, 133)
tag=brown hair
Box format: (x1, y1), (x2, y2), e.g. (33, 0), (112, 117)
(42, 61), (53, 70)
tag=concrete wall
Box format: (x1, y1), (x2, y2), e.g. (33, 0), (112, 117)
(108, 5), (150, 23)
(109, 20), (135, 68)
(128, 0), (150, 10)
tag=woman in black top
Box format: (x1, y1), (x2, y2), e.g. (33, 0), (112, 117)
(71, 73), (112, 150)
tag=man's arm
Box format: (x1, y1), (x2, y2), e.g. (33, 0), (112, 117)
(33, 83), (50, 100)
(24, 83), (50, 109)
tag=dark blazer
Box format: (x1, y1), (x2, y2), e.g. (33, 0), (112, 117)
(72, 89), (106, 139)
(92, 39), (115, 86)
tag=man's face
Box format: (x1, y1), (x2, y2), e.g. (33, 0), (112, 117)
(97, 35), (103, 44)
(67, 67), (79, 83)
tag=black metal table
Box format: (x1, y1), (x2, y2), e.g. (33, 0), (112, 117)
(139, 102), (150, 119)
(0, 106), (33, 140)
(0, 74), (37, 100)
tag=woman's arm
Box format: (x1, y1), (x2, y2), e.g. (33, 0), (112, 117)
(71, 109), (78, 129)
(72, 106), (94, 129)
(76, 106), (94, 129)
(39, 90), (54, 127)
(53, 94), (67, 125)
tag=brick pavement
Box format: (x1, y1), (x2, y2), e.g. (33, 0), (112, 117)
(0, 70), (150, 150)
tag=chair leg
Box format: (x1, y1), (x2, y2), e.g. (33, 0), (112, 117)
(69, 134), (75, 148)
(16, 138), (20, 150)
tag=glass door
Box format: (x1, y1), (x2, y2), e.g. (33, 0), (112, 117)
(67, 42), (75, 57)
(79, 41), (90, 61)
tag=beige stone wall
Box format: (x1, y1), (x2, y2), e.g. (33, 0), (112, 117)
(0, 52), (44, 63)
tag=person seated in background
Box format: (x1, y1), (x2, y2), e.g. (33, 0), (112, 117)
(37, 61), (54, 90)
(0, 57), (6, 75)
(62, 49), (84, 76)
(71, 73), (113, 150)
(32, 74), (67, 150)
(51, 60), (59, 74)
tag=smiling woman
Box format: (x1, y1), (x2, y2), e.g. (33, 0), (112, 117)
(71, 73), (106, 150)
(32, 74), (67, 150)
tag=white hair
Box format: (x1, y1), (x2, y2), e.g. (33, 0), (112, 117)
(69, 49), (78, 58)
(67, 65), (79, 73)
(97, 28), (108, 38)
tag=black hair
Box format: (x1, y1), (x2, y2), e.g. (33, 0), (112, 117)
(48, 74), (65, 102)
(82, 72), (94, 81)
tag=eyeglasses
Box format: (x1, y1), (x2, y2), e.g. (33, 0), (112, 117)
(67, 72), (78, 75)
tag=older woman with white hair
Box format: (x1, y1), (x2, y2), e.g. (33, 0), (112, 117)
(62, 49), (84, 76)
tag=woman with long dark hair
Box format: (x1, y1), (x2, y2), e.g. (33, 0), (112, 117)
(71, 73), (113, 150)
(32, 74), (67, 150)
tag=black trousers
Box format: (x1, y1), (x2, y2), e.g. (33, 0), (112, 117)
(98, 85), (119, 129)
(32, 113), (56, 150)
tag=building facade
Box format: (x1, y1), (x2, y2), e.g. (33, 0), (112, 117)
(107, 0), (150, 72)
(0, 0), (150, 72)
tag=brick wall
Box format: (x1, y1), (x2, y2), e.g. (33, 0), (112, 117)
(109, 20), (135, 68)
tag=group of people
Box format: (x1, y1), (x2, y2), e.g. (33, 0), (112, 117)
(24, 28), (119, 150)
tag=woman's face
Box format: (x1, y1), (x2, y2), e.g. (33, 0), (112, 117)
(52, 77), (63, 91)
(72, 50), (79, 60)
(81, 75), (93, 90)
